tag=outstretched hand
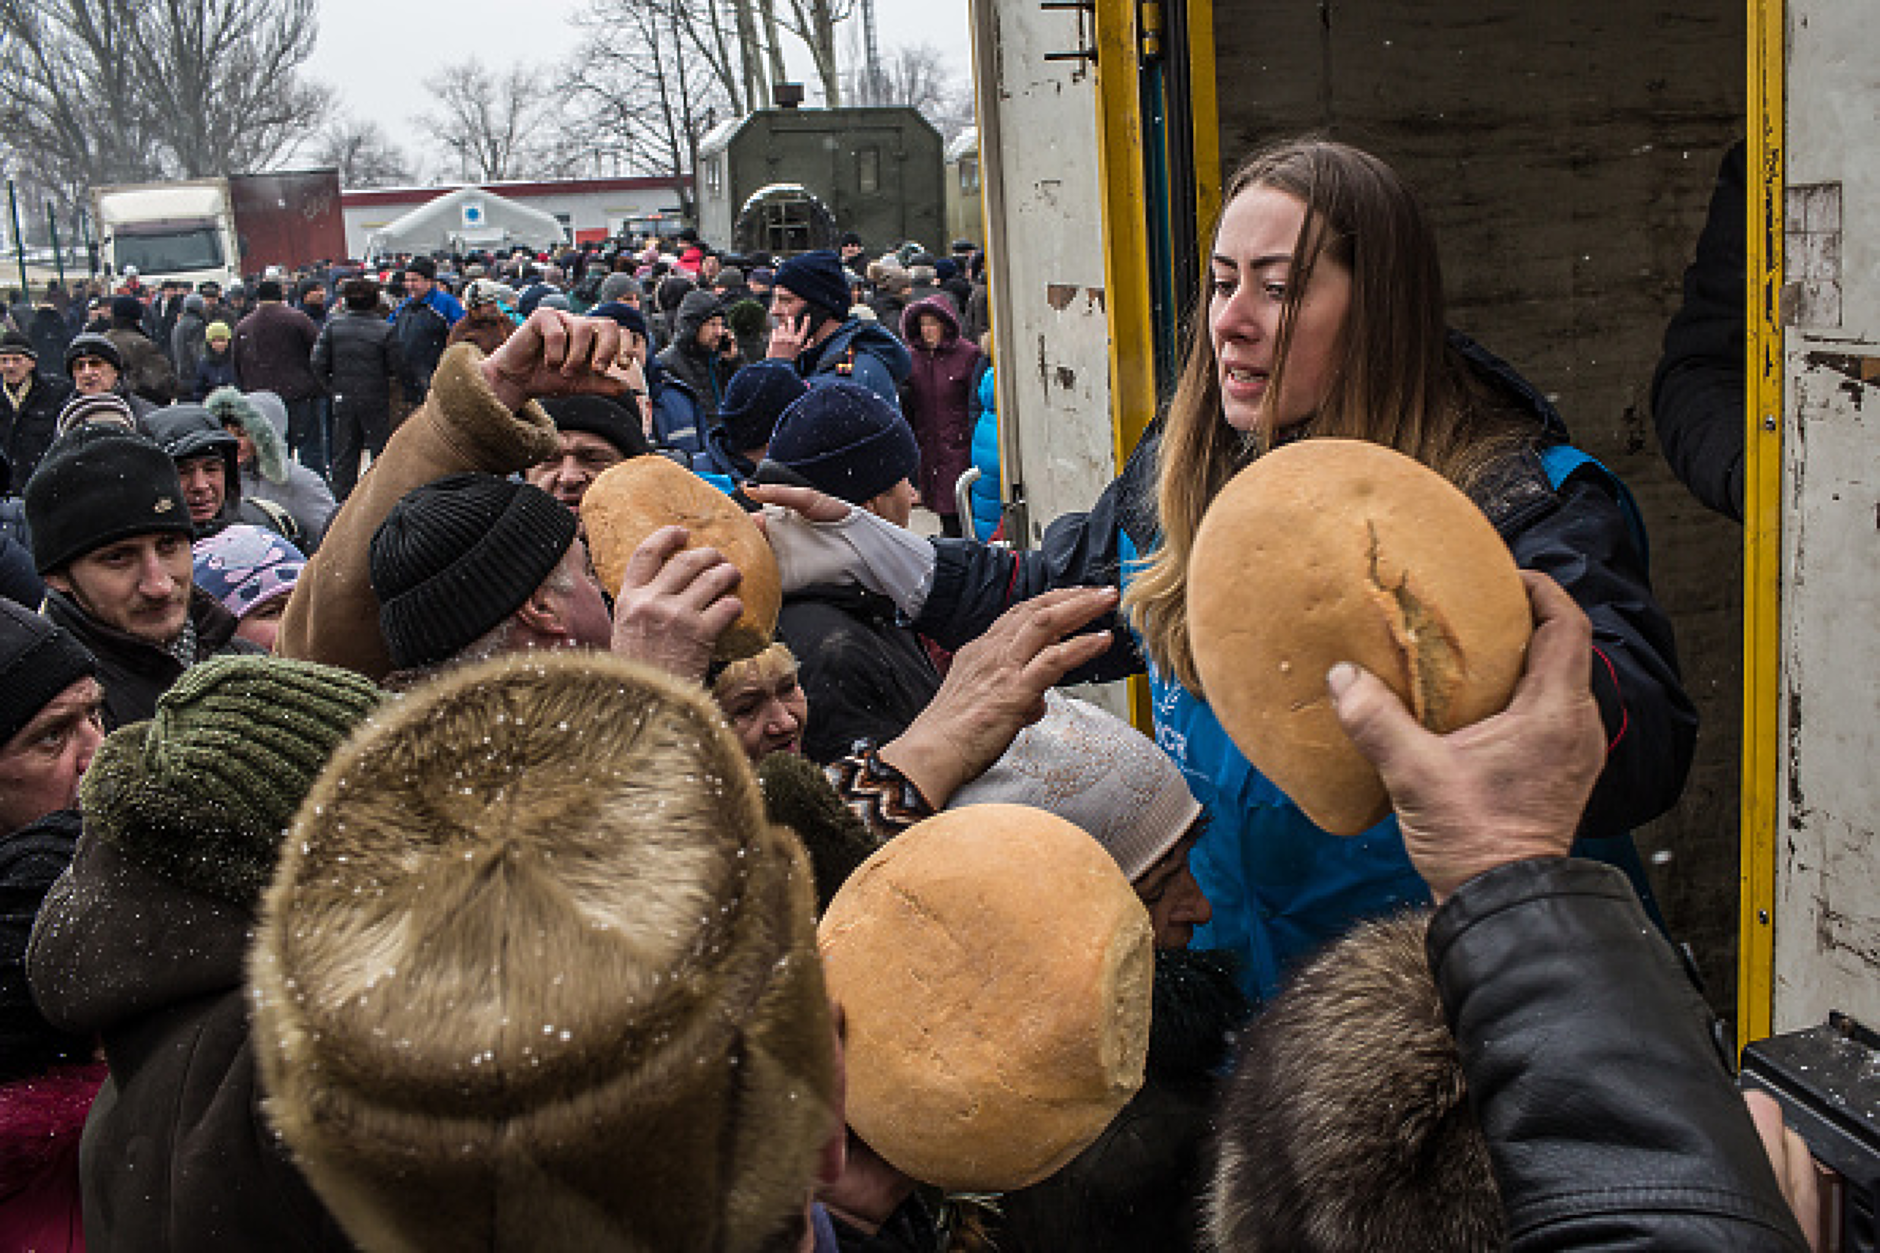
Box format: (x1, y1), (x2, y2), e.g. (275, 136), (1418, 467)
(480, 309), (630, 410)
(607, 525), (744, 684)
(743, 482), (853, 524)
(879, 586), (1121, 808)
(1327, 571), (1605, 903)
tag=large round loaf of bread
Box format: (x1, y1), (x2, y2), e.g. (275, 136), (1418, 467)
(581, 456), (781, 661)
(1187, 439), (1532, 835)
(818, 804), (1153, 1191)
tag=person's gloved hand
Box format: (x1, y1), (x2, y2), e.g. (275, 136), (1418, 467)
(747, 483), (938, 617)
(1327, 571), (1604, 903)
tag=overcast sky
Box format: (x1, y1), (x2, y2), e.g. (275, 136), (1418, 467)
(301, 1), (974, 181)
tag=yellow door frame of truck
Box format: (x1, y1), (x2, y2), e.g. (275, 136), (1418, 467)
(1738, 0), (1783, 1052)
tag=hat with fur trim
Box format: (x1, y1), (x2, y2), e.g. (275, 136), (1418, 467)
(251, 650), (835, 1253)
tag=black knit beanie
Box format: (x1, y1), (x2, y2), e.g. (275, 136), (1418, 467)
(24, 426), (192, 574)
(541, 395), (650, 461)
(370, 473), (579, 670)
(78, 655), (383, 906)
(0, 598), (97, 747)
(718, 360), (808, 453)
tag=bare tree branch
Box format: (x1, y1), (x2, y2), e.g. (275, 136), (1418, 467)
(310, 117), (412, 189)
(415, 59), (569, 183)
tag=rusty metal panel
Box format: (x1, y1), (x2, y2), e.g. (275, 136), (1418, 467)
(1772, 0), (1880, 1032)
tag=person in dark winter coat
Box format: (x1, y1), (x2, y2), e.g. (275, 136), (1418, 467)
(899, 296), (983, 536)
(313, 277), (404, 500)
(23, 426), (263, 730)
(232, 281), (326, 476)
(691, 358), (807, 490)
(170, 292), (209, 392)
(142, 404), (247, 538)
(0, 331), (71, 493)
(204, 387), (337, 548)
(0, 599), (106, 1253)
(754, 382), (939, 763)
(1205, 573), (1813, 1252)
(65, 330), (158, 423)
(26, 302), (73, 379)
(25, 656), (379, 1253)
(104, 294), (178, 404)
(769, 251), (912, 411)
(1651, 141), (1746, 522)
(747, 138), (1697, 1003)
(390, 257), (465, 403)
(525, 394), (650, 513)
(655, 289), (741, 418)
(193, 322), (239, 400)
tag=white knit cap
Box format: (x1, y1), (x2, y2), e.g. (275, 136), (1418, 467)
(948, 691), (1202, 882)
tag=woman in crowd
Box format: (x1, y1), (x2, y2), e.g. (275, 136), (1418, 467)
(754, 137), (1696, 1000)
(899, 297), (983, 538)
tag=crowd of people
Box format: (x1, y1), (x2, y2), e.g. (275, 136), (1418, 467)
(0, 136), (1822, 1253)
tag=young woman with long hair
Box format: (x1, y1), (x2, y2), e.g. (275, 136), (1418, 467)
(761, 138), (1696, 998)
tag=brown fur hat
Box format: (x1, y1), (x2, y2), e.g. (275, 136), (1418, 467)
(251, 650), (835, 1253)
(1208, 913), (1501, 1253)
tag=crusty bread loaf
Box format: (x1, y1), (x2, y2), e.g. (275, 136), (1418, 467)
(1187, 439), (1533, 835)
(581, 456), (781, 661)
(818, 804), (1153, 1191)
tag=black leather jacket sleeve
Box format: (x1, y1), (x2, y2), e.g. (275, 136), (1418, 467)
(1428, 858), (1809, 1251)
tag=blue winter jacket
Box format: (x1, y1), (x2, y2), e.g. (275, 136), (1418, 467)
(650, 370), (705, 456)
(911, 335), (1697, 998)
(797, 319), (911, 411)
(967, 362), (1002, 540)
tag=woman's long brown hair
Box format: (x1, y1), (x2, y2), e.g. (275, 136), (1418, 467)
(1122, 138), (1531, 693)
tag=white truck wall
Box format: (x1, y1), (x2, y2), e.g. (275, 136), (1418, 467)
(971, 0), (1129, 716)
(1773, 0), (1880, 1031)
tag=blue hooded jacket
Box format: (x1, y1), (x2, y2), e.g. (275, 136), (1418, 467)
(796, 318), (911, 411)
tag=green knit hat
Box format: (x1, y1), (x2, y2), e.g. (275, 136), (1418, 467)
(80, 655), (383, 906)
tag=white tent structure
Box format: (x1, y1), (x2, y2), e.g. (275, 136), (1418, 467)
(364, 186), (567, 258)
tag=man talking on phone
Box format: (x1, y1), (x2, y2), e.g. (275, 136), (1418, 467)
(766, 250), (911, 412)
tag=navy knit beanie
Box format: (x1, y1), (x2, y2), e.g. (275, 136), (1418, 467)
(588, 300), (649, 341)
(717, 361), (808, 453)
(757, 382), (919, 505)
(772, 251), (852, 321)
(369, 474), (577, 670)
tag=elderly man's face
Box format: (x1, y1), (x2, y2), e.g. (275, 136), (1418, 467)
(0, 351), (34, 387)
(0, 676), (105, 836)
(526, 430), (626, 511)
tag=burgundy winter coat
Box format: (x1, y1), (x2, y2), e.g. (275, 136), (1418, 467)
(232, 302), (322, 401)
(899, 297), (983, 517)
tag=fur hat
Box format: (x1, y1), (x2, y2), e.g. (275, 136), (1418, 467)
(25, 426), (191, 573)
(717, 360), (807, 453)
(251, 650), (835, 1253)
(369, 473), (577, 670)
(0, 597), (96, 748)
(772, 250), (851, 322)
(192, 524), (305, 622)
(206, 386), (291, 484)
(755, 381), (918, 505)
(949, 691), (1201, 882)
(78, 655), (382, 907)
(1209, 913), (1501, 1252)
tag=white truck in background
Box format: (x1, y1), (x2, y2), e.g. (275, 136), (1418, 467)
(90, 170), (345, 288)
